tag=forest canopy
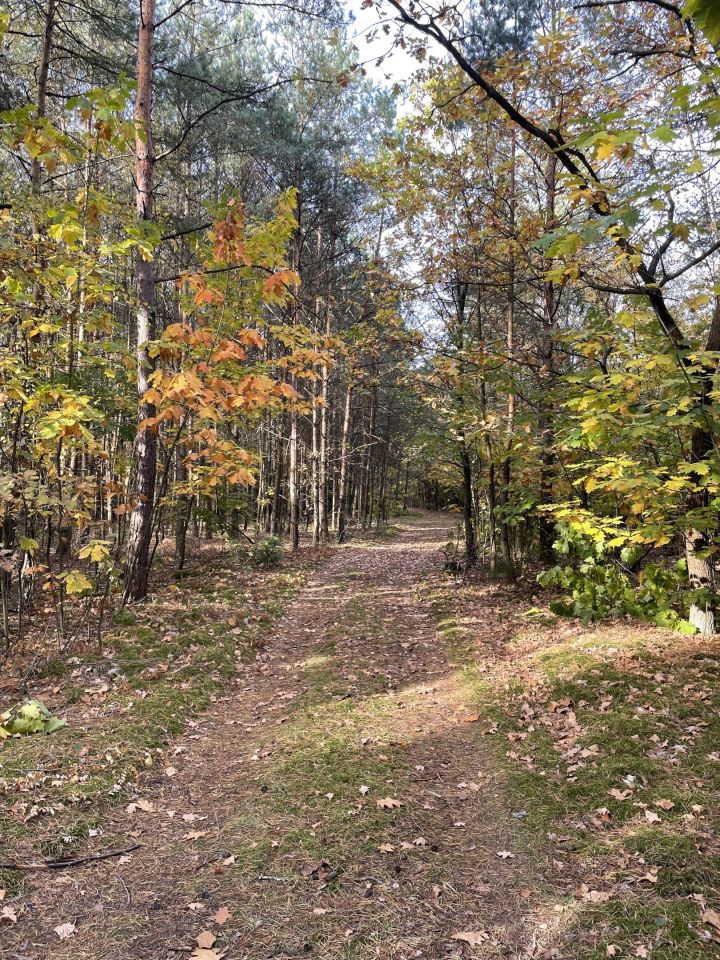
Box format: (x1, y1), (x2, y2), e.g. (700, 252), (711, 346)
(2, 0), (720, 645)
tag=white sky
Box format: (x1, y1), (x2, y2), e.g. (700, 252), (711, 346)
(345, 0), (422, 95)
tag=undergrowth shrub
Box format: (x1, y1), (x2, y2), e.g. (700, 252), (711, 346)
(538, 524), (693, 632)
(248, 535), (283, 568)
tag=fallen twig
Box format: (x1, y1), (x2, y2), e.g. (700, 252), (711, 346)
(0, 844), (140, 871)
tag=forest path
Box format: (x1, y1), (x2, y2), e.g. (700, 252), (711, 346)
(11, 513), (549, 960)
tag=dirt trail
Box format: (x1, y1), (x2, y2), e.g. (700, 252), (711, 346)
(7, 514), (551, 960)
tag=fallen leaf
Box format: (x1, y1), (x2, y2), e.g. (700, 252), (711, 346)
(608, 788), (632, 801)
(581, 886), (612, 903)
(644, 810), (661, 824)
(126, 798), (155, 814)
(183, 830), (208, 841)
(654, 798), (674, 811)
(606, 947), (619, 957)
(376, 797), (402, 809)
(359, 785), (369, 796)
(496, 850), (515, 859)
(213, 906), (230, 926)
(378, 843), (395, 853)
(702, 908), (720, 932)
(460, 713), (480, 723)
(1, 905), (18, 924)
(54, 922), (76, 940)
(452, 931), (488, 946)
(190, 950), (222, 960)
(196, 930), (216, 948)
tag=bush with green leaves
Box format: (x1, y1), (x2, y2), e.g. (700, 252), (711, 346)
(538, 523), (694, 633)
(248, 535), (283, 568)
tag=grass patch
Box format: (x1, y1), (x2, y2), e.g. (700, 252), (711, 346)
(0, 560), (308, 890)
(424, 576), (720, 958)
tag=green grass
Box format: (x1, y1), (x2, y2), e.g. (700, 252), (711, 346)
(0, 562), (306, 892)
(425, 582), (720, 958)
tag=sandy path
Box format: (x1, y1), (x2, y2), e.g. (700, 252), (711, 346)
(6, 514), (549, 960)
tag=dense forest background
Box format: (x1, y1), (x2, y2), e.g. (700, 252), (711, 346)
(3, 0), (720, 648)
(3, 3), (720, 958)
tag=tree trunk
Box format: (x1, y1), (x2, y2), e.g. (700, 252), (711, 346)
(30, 0), (55, 189)
(337, 382), (353, 543)
(125, 0), (157, 602)
(685, 299), (720, 634)
(500, 131), (517, 581)
(460, 436), (476, 565)
(289, 379), (299, 551)
(538, 150), (557, 563)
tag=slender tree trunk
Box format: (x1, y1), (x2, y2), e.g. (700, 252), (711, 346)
(685, 299), (720, 634)
(271, 424), (284, 535)
(460, 436), (476, 565)
(362, 376), (378, 530)
(337, 382), (353, 542)
(289, 379), (299, 550)
(30, 0), (55, 189)
(319, 246), (333, 544)
(311, 380), (320, 544)
(125, 0), (157, 602)
(538, 150), (557, 562)
(500, 132), (517, 580)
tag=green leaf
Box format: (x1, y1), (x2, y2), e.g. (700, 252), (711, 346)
(685, 0), (720, 44)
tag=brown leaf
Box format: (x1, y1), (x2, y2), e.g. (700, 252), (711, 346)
(196, 930), (216, 948)
(608, 788), (631, 801)
(581, 886), (612, 903)
(702, 908), (720, 932)
(376, 797), (402, 809)
(213, 906), (230, 926)
(654, 798), (674, 811)
(54, 922), (77, 940)
(1, 905), (18, 924)
(452, 931), (488, 946)
(644, 810), (662, 824)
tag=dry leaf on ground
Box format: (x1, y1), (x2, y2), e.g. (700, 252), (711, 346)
(196, 930), (216, 948)
(452, 930), (488, 946)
